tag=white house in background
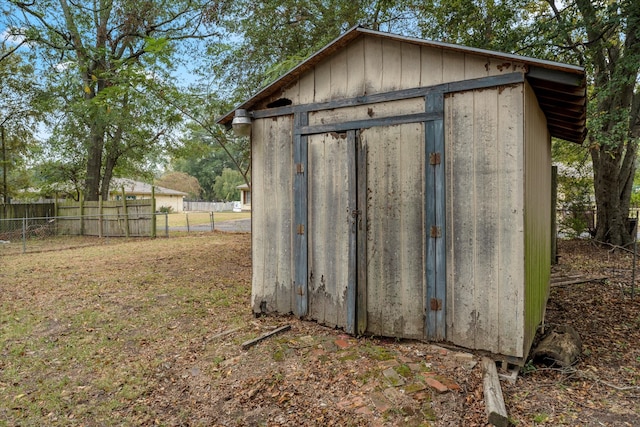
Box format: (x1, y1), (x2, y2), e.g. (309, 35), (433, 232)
(110, 178), (188, 212)
(237, 183), (251, 211)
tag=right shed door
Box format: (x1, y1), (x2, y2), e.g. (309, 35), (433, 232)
(361, 122), (428, 339)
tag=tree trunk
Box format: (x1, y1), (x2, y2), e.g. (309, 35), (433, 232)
(100, 128), (124, 201)
(577, 0), (640, 246)
(85, 130), (105, 202)
(591, 142), (637, 246)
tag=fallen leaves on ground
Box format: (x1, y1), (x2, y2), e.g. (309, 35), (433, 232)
(0, 235), (639, 426)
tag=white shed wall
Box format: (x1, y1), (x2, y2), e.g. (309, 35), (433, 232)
(251, 115), (295, 314)
(445, 84), (526, 357)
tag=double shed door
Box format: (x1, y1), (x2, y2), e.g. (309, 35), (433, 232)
(301, 118), (444, 340)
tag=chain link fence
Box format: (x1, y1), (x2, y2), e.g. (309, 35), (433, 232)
(0, 213), (172, 254)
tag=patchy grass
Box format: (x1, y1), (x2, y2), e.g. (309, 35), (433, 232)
(2, 236), (640, 426)
(0, 233), (252, 425)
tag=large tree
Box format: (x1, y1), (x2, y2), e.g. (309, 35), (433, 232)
(530, 0), (640, 245)
(0, 44), (44, 202)
(3, 0), (220, 201)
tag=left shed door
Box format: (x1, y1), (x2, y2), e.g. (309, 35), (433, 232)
(307, 131), (357, 332)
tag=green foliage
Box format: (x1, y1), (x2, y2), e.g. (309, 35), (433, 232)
(157, 206), (174, 214)
(631, 170), (640, 208)
(532, 412), (549, 423)
(207, 0), (416, 100)
(213, 168), (245, 202)
(2, 0), (219, 201)
(412, 0), (531, 51)
(0, 45), (47, 201)
(155, 171), (202, 199)
(521, 359), (537, 374)
(553, 139), (595, 238)
(170, 124), (250, 201)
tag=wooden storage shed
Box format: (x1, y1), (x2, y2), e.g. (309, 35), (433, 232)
(218, 27), (586, 363)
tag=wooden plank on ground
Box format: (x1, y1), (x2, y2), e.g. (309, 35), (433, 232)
(482, 357), (509, 427)
(550, 276), (607, 287)
(241, 325), (291, 350)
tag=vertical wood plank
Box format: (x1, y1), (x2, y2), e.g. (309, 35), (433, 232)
(251, 118), (267, 313)
(276, 116), (294, 313)
(262, 118), (279, 309)
(421, 47), (443, 86)
(442, 50), (465, 83)
(314, 56), (332, 103)
(364, 36), (383, 94)
(263, 116), (294, 314)
(464, 54), (489, 79)
(497, 85), (525, 357)
(307, 134), (325, 323)
(294, 112), (309, 317)
(331, 48), (349, 100)
(346, 37), (366, 98)
(472, 89), (500, 353)
(382, 125), (402, 336)
(381, 38), (402, 92)
(446, 91), (477, 348)
(401, 42), (422, 89)
(399, 122), (426, 337)
(346, 130), (357, 334)
(299, 71), (315, 104)
(363, 127), (383, 333)
(497, 87), (525, 355)
(308, 132), (351, 328)
(356, 133), (368, 335)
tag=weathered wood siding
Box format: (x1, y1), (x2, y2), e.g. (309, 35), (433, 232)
(523, 81), (552, 356)
(277, 35), (526, 105)
(251, 34), (538, 355)
(307, 132), (352, 327)
(362, 122), (426, 339)
(251, 115), (295, 315)
(445, 84), (526, 357)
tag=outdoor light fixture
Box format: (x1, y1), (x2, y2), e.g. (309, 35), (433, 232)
(232, 109), (252, 137)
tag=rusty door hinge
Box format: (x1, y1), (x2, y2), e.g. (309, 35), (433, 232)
(296, 163), (305, 174)
(297, 224), (305, 235)
(430, 226), (441, 238)
(429, 152), (441, 165)
(430, 298), (442, 311)
(351, 209), (361, 218)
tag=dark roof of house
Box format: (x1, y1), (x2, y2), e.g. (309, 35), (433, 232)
(217, 26), (587, 144)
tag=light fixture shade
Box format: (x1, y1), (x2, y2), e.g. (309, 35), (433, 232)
(232, 109), (252, 136)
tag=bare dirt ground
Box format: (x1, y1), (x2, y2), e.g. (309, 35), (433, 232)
(1, 235), (639, 426)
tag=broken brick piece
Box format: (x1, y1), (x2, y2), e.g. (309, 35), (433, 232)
(425, 377), (449, 394)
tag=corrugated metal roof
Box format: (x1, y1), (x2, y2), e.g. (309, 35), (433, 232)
(217, 26), (587, 144)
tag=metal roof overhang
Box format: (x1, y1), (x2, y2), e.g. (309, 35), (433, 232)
(217, 26), (587, 144)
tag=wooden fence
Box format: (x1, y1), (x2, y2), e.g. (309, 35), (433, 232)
(1, 203), (55, 220)
(57, 199), (156, 237)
